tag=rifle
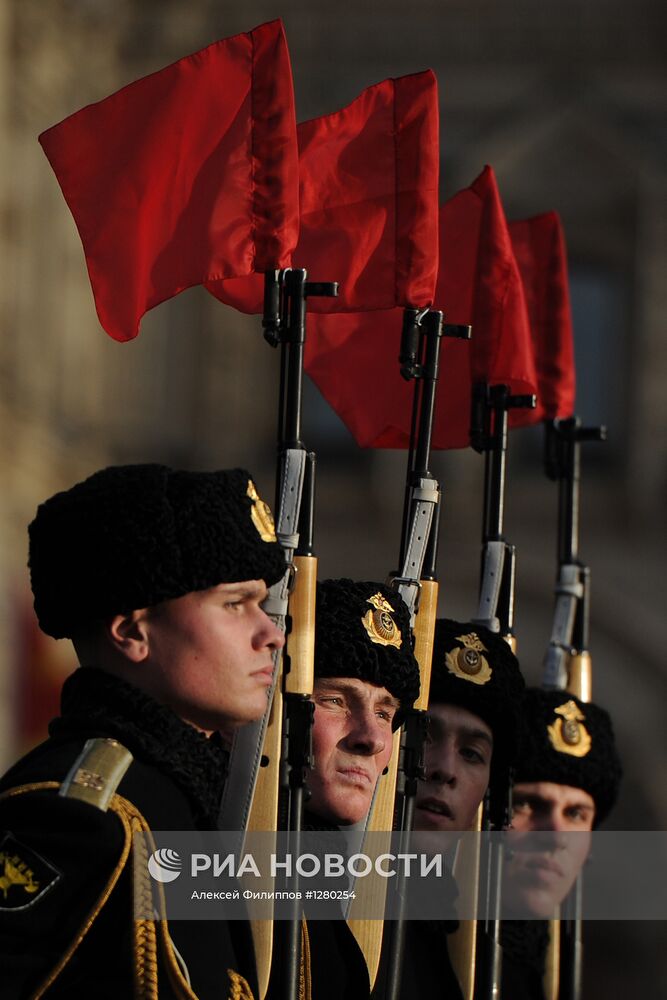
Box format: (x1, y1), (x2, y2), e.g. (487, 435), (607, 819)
(366, 308), (470, 1000)
(541, 416), (605, 1000)
(449, 381), (535, 1000)
(226, 268), (337, 1000)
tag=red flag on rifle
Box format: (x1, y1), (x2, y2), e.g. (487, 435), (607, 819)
(208, 69), (440, 312)
(509, 211), (576, 419)
(305, 165), (538, 449)
(39, 19), (299, 342)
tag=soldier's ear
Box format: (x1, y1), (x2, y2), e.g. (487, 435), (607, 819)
(107, 609), (150, 662)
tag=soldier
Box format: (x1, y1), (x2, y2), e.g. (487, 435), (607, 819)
(307, 579), (420, 827)
(501, 687), (623, 998)
(294, 578), (420, 1000)
(416, 619), (526, 841)
(392, 618), (526, 1000)
(0, 463), (286, 1000)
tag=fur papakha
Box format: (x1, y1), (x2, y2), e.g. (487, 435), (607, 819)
(515, 687), (622, 826)
(429, 618), (526, 769)
(314, 579), (420, 714)
(29, 464), (285, 639)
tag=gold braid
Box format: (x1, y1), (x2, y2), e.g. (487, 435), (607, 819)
(299, 920), (312, 1000)
(112, 797), (160, 1000)
(116, 797), (256, 1000)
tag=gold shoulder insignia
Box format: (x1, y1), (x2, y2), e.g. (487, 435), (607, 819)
(547, 700), (592, 757)
(361, 593), (402, 649)
(59, 737), (133, 811)
(247, 480), (277, 542)
(445, 632), (492, 685)
(0, 832), (57, 910)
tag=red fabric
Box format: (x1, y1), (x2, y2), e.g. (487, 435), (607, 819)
(209, 70), (439, 312)
(15, 594), (72, 753)
(39, 19), (298, 342)
(509, 212), (576, 419)
(305, 165), (538, 449)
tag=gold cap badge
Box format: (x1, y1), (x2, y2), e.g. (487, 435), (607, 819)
(445, 632), (492, 685)
(361, 593), (402, 649)
(547, 700), (592, 757)
(247, 480), (277, 543)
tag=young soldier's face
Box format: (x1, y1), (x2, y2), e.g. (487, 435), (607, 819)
(307, 678), (399, 825)
(503, 781), (595, 916)
(140, 580), (284, 733)
(415, 703), (493, 836)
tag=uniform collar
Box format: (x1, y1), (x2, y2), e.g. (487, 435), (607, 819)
(49, 666), (229, 828)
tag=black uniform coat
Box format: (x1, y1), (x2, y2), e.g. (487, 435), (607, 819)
(500, 921), (549, 1000)
(277, 812), (371, 1000)
(0, 667), (257, 1000)
(371, 869), (463, 1000)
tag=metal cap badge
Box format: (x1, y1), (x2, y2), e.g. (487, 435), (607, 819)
(247, 479), (277, 543)
(361, 593), (402, 649)
(445, 632), (492, 685)
(547, 699), (592, 757)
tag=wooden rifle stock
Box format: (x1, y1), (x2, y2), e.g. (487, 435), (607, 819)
(449, 805), (484, 1000)
(567, 651), (592, 703)
(412, 579), (438, 712)
(249, 554), (317, 999)
(284, 554), (317, 697)
(248, 680), (283, 1000)
(347, 729), (402, 988)
(347, 579), (438, 988)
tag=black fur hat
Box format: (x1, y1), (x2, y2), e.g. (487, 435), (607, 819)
(515, 688), (622, 826)
(428, 618), (526, 826)
(429, 618), (526, 769)
(29, 464), (285, 638)
(314, 579), (420, 717)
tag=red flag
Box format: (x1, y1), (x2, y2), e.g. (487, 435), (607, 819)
(39, 19), (299, 342)
(208, 70), (440, 312)
(305, 165), (538, 449)
(509, 212), (576, 419)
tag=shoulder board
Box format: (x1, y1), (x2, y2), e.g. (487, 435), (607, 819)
(59, 737), (133, 811)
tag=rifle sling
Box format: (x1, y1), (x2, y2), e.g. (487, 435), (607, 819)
(395, 478), (437, 620)
(474, 540), (506, 632)
(543, 563), (583, 689)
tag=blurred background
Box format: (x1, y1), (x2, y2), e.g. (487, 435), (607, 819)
(0, 0), (664, 992)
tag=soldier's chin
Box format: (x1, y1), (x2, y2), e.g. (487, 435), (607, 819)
(201, 695), (270, 733)
(307, 785), (373, 826)
(412, 828), (460, 853)
(335, 791), (374, 826)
